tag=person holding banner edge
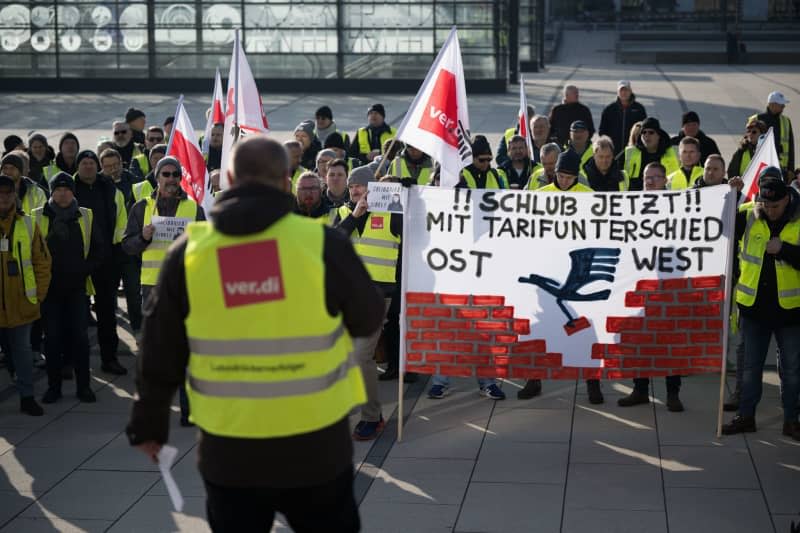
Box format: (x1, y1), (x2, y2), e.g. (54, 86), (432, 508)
(333, 165), (402, 440)
(723, 168), (800, 440)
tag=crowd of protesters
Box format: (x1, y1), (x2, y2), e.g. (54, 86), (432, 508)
(1, 83), (797, 446)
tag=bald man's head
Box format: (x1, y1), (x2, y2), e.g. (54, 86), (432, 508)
(229, 135), (289, 190)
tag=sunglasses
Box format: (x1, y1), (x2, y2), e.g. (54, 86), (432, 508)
(746, 128), (759, 133)
(113, 130), (129, 135)
(147, 137), (163, 142)
(160, 171), (181, 178)
(477, 157), (492, 163)
(641, 130), (656, 136)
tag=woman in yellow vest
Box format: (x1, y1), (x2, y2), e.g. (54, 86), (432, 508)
(723, 169), (800, 440)
(0, 173), (51, 416)
(33, 172), (98, 405)
(127, 136), (381, 531)
(727, 119), (766, 180)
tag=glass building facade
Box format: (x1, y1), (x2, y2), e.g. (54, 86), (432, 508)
(0, 1), (513, 90)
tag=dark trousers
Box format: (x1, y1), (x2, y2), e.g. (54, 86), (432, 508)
(116, 254), (142, 331)
(90, 268), (119, 362)
(42, 290), (90, 391)
(204, 467), (360, 533)
(29, 318), (43, 352)
(634, 375), (681, 394)
(383, 289), (401, 370)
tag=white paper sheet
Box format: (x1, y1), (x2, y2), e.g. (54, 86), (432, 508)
(157, 445), (184, 512)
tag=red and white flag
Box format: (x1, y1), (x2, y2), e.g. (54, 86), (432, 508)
(741, 128), (780, 201)
(220, 30), (269, 190)
(201, 67), (225, 155)
(168, 98), (214, 213)
(394, 27), (471, 188)
(518, 74), (534, 159)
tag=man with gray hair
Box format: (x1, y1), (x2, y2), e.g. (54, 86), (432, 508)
(111, 120), (145, 169)
(549, 84), (595, 146)
(334, 165), (402, 440)
(315, 148), (337, 181)
(526, 142), (561, 189)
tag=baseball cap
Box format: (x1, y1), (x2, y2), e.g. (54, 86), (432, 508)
(767, 91), (789, 105)
(617, 80), (631, 89)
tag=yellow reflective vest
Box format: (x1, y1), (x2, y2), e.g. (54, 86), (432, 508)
(141, 197), (198, 286)
(668, 166), (704, 190)
(133, 153), (150, 176)
(7, 215), (38, 303)
(391, 157), (433, 185)
(183, 215), (365, 438)
(749, 113), (792, 169)
(290, 166), (308, 195)
(736, 206), (800, 309)
(337, 205), (400, 283)
(526, 166), (555, 190)
(623, 145), (680, 184)
(132, 180), (155, 203)
(32, 206), (95, 295)
(462, 168), (508, 189)
(20, 180), (47, 215)
(538, 181), (594, 193)
(356, 127), (397, 157)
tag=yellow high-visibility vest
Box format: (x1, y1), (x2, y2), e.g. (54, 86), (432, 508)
(356, 127), (397, 157)
(668, 166), (704, 190)
(32, 206), (95, 295)
(141, 197), (198, 286)
(337, 205), (399, 283)
(7, 215), (38, 303)
(132, 180), (154, 203)
(133, 153), (150, 176)
(736, 206), (800, 309)
(184, 215), (365, 438)
(462, 168), (508, 189)
(20, 180), (46, 215)
(749, 113), (792, 169)
(391, 158), (433, 185)
(623, 145), (680, 183)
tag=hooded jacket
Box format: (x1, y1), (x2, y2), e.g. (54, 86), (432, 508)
(0, 206), (51, 327)
(581, 157), (626, 192)
(735, 187), (800, 325)
(126, 182), (384, 488)
(599, 94), (647, 156)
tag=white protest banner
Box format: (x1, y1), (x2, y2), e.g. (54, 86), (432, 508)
(368, 182), (405, 213)
(151, 215), (192, 243)
(400, 187), (736, 382)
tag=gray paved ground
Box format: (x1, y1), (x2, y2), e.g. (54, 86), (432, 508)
(1, 30), (800, 532)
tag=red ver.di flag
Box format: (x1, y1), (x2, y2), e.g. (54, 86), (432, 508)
(202, 67), (225, 155)
(167, 98), (214, 214)
(740, 128), (780, 201)
(394, 27), (472, 188)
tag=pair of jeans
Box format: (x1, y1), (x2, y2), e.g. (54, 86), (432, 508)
(42, 290), (90, 392)
(432, 375), (496, 389)
(90, 268), (120, 363)
(740, 315), (800, 422)
(351, 299), (390, 422)
(116, 253), (142, 331)
(1, 323), (34, 398)
(203, 467), (360, 533)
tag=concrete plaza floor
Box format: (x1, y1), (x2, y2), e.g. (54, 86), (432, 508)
(1, 30), (800, 532)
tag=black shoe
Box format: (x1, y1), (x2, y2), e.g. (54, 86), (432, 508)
(62, 365), (74, 381)
(517, 379), (542, 400)
(101, 360), (127, 375)
(20, 397), (44, 416)
(617, 390), (649, 407)
(77, 388), (96, 403)
(586, 380), (604, 404)
(403, 372), (419, 384)
(378, 367), (399, 381)
(180, 417), (195, 427)
(782, 421), (800, 441)
(41, 388), (62, 404)
(723, 393), (739, 412)
(721, 415), (757, 435)
(666, 392), (684, 412)
(33, 355), (47, 369)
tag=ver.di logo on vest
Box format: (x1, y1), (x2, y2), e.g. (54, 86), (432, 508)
(217, 240), (285, 307)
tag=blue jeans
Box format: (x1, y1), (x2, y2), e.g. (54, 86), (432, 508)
(740, 315), (800, 422)
(432, 375), (496, 389)
(1, 323), (34, 398)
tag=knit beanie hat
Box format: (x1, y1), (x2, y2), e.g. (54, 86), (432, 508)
(76, 150), (100, 169)
(59, 132), (80, 153)
(1, 152), (24, 175)
(470, 135), (492, 157)
(347, 165), (374, 186)
(125, 107), (146, 123)
(367, 104), (386, 118)
(154, 156), (182, 178)
(49, 171), (75, 193)
(324, 132), (346, 150)
(294, 120), (315, 139)
(3, 135), (23, 154)
(556, 150), (581, 176)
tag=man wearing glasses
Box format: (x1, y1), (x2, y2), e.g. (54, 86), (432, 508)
(619, 117), (679, 191)
(111, 121), (145, 170)
(457, 136), (509, 189)
(131, 126), (165, 180)
(294, 172), (333, 221)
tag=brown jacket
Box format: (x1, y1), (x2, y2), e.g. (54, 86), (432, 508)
(0, 208), (51, 327)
